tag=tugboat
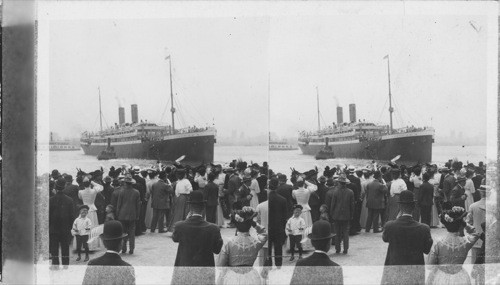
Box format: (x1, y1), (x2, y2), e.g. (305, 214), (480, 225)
(97, 140), (117, 160)
(315, 146), (335, 160)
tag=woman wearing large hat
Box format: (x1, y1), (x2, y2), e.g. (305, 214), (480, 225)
(78, 176), (104, 251)
(217, 206), (267, 285)
(427, 206), (480, 285)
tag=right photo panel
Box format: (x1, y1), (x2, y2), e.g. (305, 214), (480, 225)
(267, 3), (497, 285)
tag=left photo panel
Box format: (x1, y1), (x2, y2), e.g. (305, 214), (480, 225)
(36, 3), (270, 284)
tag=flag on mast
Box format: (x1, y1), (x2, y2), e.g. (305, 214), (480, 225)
(383, 54), (389, 59)
(165, 55), (171, 60)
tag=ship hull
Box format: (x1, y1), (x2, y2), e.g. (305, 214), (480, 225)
(81, 133), (215, 163)
(299, 133), (433, 163)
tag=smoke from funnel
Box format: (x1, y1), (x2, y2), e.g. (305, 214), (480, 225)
(115, 96), (122, 107)
(333, 96), (340, 107)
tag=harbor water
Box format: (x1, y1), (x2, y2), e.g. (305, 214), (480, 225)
(46, 145), (489, 178)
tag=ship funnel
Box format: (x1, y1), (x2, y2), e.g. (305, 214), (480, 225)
(336, 106), (343, 124)
(131, 104), (138, 124)
(119, 107), (125, 125)
(349, 104), (356, 123)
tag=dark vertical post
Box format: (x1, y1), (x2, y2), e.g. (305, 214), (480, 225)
(2, 1), (36, 283)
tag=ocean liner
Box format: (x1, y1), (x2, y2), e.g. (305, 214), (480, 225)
(298, 56), (434, 163)
(80, 56), (216, 163)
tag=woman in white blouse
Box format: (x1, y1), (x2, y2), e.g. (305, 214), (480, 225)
(78, 177), (103, 250)
(291, 176), (318, 228)
(387, 169), (407, 221)
(168, 169), (193, 232)
(463, 171), (476, 211)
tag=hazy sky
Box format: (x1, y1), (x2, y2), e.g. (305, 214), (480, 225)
(46, 2), (494, 145)
(269, 15), (489, 139)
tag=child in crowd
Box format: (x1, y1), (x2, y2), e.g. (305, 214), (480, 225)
(71, 205), (92, 262)
(286, 204), (306, 261)
(319, 204), (329, 222)
(105, 205), (115, 222)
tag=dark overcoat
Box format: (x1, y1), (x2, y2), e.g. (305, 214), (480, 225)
(442, 174), (456, 201)
(82, 252), (135, 285)
(329, 186), (354, 221)
(417, 181), (434, 207)
(204, 181), (219, 207)
(116, 186), (141, 221)
(276, 183), (296, 217)
(290, 252), (344, 285)
(366, 180), (388, 209)
(268, 191), (288, 244)
(449, 185), (466, 208)
(171, 215), (223, 284)
(49, 192), (74, 235)
(62, 184), (82, 217)
(151, 179), (173, 209)
(381, 215), (433, 285)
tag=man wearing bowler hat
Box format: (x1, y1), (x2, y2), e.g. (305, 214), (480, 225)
(381, 190), (433, 285)
(49, 177), (75, 270)
(115, 173), (141, 254)
(82, 220), (136, 285)
(329, 173), (354, 254)
(171, 190), (223, 285)
(290, 220), (344, 285)
(450, 174), (467, 208)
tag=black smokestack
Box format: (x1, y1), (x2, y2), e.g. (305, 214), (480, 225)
(337, 106), (343, 125)
(131, 104), (138, 124)
(349, 104), (356, 123)
(119, 107), (125, 125)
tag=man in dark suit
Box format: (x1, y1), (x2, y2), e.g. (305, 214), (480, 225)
(101, 176), (114, 207)
(171, 190), (223, 285)
(132, 166), (147, 235)
(235, 175), (252, 209)
(417, 173), (434, 226)
(450, 175), (467, 208)
(116, 174), (141, 254)
(82, 220), (135, 285)
(256, 167), (268, 203)
(49, 177), (75, 270)
(290, 220), (343, 285)
(62, 174), (82, 219)
(381, 190), (433, 285)
(329, 174), (354, 254)
(150, 171), (173, 233)
(365, 171), (388, 233)
(276, 174), (296, 218)
(347, 167), (362, 234)
(310, 176), (326, 223)
(226, 169), (242, 227)
(204, 172), (219, 224)
(442, 169), (456, 202)
(267, 177), (288, 269)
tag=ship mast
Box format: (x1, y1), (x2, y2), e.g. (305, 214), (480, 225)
(384, 55), (394, 134)
(167, 55), (175, 133)
(316, 86), (320, 132)
(98, 86), (103, 132)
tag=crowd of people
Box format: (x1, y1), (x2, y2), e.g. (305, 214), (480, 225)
(48, 157), (490, 284)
